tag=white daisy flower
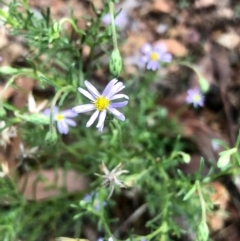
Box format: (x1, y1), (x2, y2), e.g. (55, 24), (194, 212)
(72, 78), (129, 132)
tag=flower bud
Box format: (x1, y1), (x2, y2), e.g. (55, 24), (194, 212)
(27, 114), (50, 125)
(45, 130), (58, 146)
(197, 221), (209, 241)
(109, 49), (122, 77)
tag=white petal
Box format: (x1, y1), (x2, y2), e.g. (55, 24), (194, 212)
(96, 110), (107, 128)
(102, 78), (118, 96)
(105, 82), (124, 99)
(78, 87), (95, 101)
(110, 101), (128, 108)
(84, 81), (100, 98)
(107, 107), (125, 121)
(28, 92), (36, 113)
(110, 94), (129, 100)
(86, 110), (99, 127)
(141, 43), (152, 55)
(72, 104), (95, 113)
(98, 123), (104, 132)
(114, 113), (125, 121)
(35, 99), (48, 113)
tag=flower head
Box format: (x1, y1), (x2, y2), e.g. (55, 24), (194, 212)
(43, 107), (77, 134)
(72, 79), (129, 132)
(102, 10), (128, 28)
(140, 42), (172, 71)
(186, 88), (204, 108)
(95, 162), (129, 199)
(0, 121), (17, 149)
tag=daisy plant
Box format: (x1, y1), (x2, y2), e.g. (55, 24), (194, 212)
(140, 42), (172, 71)
(72, 78), (129, 132)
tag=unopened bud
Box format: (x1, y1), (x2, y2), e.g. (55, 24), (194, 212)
(197, 221), (209, 241)
(109, 49), (122, 77)
(45, 130), (58, 146)
(27, 114), (50, 125)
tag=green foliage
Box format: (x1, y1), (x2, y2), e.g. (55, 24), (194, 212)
(0, 0), (240, 241)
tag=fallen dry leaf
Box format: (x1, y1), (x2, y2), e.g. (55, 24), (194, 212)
(122, 33), (149, 56)
(157, 39), (188, 57)
(150, 0), (173, 13)
(194, 0), (216, 8)
(19, 168), (89, 200)
(214, 31), (240, 50)
(208, 181), (230, 231)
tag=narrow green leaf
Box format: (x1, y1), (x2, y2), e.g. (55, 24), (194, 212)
(183, 184), (196, 201)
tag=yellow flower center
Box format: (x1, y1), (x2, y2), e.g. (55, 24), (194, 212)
(94, 96), (110, 111)
(193, 94), (201, 102)
(56, 114), (64, 121)
(150, 52), (159, 61)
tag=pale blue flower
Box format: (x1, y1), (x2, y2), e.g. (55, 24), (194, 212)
(140, 42), (172, 71)
(72, 79), (129, 132)
(83, 192), (107, 211)
(186, 88), (204, 108)
(102, 10), (127, 28)
(43, 107), (77, 134)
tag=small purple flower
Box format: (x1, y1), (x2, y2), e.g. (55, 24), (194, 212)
(72, 79), (129, 132)
(83, 192), (107, 211)
(140, 42), (172, 71)
(102, 10), (127, 28)
(186, 88), (204, 108)
(43, 107), (77, 134)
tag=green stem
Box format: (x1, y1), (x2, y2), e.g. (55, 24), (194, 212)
(109, 1), (118, 50)
(0, 73), (22, 101)
(112, 118), (122, 147)
(59, 18), (85, 36)
(102, 216), (113, 238)
(174, 61), (209, 92)
(196, 180), (206, 222)
(90, 210), (113, 238)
